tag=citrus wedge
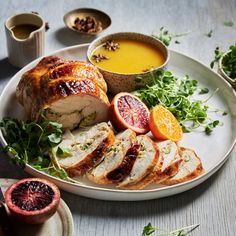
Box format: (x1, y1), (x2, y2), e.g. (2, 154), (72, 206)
(109, 92), (150, 134)
(149, 105), (183, 141)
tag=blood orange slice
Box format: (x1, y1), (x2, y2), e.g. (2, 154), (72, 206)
(149, 105), (183, 142)
(5, 178), (60, 224)
(109, 92), (150, 134)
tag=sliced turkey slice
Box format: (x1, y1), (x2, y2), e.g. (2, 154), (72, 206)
(87, 129), (138, 184)
(118, 135), (159, 189)
(162, 147), (204, 185)
(52, 122), (114, 177)
(154, 140), (183, 183)
(124, 140), (183, 190)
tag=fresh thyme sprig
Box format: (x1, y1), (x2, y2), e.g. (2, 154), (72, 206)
(135, 70), (225, 134)
(152, 27), (190, 46)
(142, 223), (200, 236)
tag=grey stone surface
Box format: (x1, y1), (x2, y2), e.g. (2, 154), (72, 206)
(0, 0), (235, 235)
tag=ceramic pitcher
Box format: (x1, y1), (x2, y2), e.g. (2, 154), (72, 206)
(5, 13), (45, 68)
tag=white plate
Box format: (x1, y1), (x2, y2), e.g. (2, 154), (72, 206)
(0, 178), (74, 236)
(0, 44), (236, 201)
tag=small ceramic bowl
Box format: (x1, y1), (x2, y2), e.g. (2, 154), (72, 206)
(87, 32), (169, 94)
(63, 8), (111, 36)
(218, 50), (236, 90)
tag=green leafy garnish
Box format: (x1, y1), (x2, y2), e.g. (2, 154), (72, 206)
(205, 120), (220, 135)
(205, 30), (213, 38)
(56, 146), (72, 158)
(0, 117), (69, 179)
(199, 88), (209, 94)
(210, 46), (224, 69)
(142, 223), (200, 236)
(152, 27), (189, 46)
(223, 21), (234, 27)
(135, 70), (224, 134)
(221, 44), (236, 80)
(211, 44), (236, 80)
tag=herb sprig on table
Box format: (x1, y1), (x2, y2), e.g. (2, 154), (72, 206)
(223, 21), (234, 27)
(152, 27), (190, 46)
(0, 117), (68, 179)
(135, 70), (224, 134)
(210, 46), (224, 69)
(142, 223), (200, 236)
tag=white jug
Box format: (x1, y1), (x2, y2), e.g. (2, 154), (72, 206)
(5, 13), (45, 68)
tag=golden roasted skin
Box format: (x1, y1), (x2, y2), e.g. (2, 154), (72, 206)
(16, 56), (109, 124)
(42, 61), (107, 92)
(16, 56), (65, 118)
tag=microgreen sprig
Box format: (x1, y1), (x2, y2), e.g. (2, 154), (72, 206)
(142, 223), (200, 236)
(135, 70), (225, 134)
(205, 30), (213, 38)
(210, 46), (224, 69)
(223, 21), (234, 27)
(210, 44), (236, 81)
(0, 117), (69, 180)
(221, 44), (236, 80)
(152, 27), (190, 46)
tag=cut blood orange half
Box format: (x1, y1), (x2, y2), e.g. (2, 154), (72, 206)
(109, 92), (150, 134)
(5, 178), (60, 224)
(149, 105), (183, 142)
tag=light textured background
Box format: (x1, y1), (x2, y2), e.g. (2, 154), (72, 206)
(0, 0), (236, 235)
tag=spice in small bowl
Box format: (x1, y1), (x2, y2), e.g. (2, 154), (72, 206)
(73, 16), (102, 33)
(64, 8), (111, 35)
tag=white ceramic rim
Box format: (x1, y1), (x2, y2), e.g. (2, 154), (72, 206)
(0, 43), (235, 195)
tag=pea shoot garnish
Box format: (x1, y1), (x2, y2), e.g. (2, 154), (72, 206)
(135, 70), (226, 134)
(205, 30), (213, 38)
(210, 44), (236, 81)
(210, 46), (224, 69)
(142, 222), (200, 236)
(223, 21), (234, 27)
(0, 117), (69, 180)
(152, 27), (190, 46)
(221, 44), (236, 80)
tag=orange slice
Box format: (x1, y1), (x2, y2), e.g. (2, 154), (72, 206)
(149, 105), (183, 142)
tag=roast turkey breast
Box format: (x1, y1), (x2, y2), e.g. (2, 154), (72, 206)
(16, 56), (109, 129)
